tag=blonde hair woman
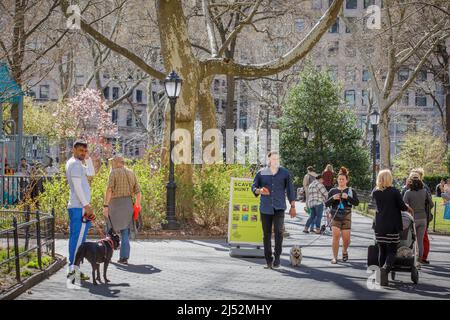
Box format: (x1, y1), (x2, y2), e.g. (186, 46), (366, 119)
(372, 169), (413, 286)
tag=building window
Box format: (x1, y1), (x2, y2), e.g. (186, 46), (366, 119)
(364, 0), (375, 8)
(329, 17), (339, 33)
(295, 18), (305, 32)
(213, 79), (220, 92)
(362, 68), (370, 82)
(111, 109), (118, 124)
(417, 69), (427, 82)
(136, 89), (143, 103)
(345, 17), (355, 33)
(402, 91), (409, 106)
(398, 68), (409, 81)
(345, 66), (356, 82)
(345, 90), (356, 105)
(112, 87), (119, 100)
(312, 0), (322, 9)
(39, 85), (49, 99)
(415, 91), (427, 107)
(239, 114), (248, 130)
(346, 0), (357, 9)
(328, 65), (338, 81)
(103, 87), (110, 99)
(328, 41), (339, 56)
(344, 41), (356, 57)
(135, 110), (142, 127)
(126, 109), (133, 126)
(362, 90), (369, 106)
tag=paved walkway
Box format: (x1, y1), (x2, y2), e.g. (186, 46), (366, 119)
(17, 202), (450, 299)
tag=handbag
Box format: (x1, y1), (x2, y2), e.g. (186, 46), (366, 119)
(124, 169), (142, 233)
(444, 202), (450, 220)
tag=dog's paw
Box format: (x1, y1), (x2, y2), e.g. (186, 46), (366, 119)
(104, 278), (110, 283)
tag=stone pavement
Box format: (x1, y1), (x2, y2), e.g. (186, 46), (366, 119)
(17, 202), (450, 300)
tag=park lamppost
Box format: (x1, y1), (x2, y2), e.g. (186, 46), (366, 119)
(163, 70), (182, 230)
(302, 126), (310, 145)
(369, 110), (380, 190)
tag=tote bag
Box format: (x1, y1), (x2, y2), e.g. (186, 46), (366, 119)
(444, 202), (450, 220)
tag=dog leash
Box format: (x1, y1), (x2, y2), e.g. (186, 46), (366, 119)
(300, 207), (340, 248)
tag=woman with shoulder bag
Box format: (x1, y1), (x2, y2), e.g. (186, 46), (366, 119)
(103, 155), (142, 265)
(325, 167), (359, 264)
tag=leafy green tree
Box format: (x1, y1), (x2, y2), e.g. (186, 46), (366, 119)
(393, 130), (448, 179)
(279, 63), (370, 189)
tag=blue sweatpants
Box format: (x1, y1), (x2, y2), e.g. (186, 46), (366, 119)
(68, 208), (91, 266)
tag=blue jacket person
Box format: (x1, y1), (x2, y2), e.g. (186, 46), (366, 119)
(252, 151), (296, 269)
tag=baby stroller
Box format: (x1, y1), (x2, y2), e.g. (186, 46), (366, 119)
(389, 212), (419, 284)
(368, 212), (419, 284)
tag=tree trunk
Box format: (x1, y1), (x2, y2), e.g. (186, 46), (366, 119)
(379, 109), (391, 169)
(157, 0), (205, 219)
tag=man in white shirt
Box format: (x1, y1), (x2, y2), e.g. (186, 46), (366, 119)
(65, 140), (95, 282)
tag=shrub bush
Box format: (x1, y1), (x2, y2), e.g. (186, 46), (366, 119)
(192, 163), (253, 230)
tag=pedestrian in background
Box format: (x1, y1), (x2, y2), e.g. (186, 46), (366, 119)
(403, 172), (433, 268)
(103, 155), (142, 265)
(303, 166), (317, 212)
(436, 179), (445, 197)
(322, 164), (334, 191)
(304, 174), (328, 234)
(410, 168), (433, 265)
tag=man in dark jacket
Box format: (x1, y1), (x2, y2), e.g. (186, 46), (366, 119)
(252, 151), (296, 269)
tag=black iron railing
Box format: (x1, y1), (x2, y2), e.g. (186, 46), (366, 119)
(0, 208), (55, 284)
(0, 175), (57, 207)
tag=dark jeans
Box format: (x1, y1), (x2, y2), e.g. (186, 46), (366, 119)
(305, 203), (324, 230)
(260, 209), (285, 264)
(378, 242), (397, 271)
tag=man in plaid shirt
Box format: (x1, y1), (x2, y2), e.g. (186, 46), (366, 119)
(303, 174), (328, 234)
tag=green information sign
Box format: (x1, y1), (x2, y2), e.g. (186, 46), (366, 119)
(227, 177), (263, 245)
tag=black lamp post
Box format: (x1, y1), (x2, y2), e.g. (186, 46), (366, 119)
(163, 70), (182, 230)
(369, 110), (380, 190)
(302, 126), (310, 144)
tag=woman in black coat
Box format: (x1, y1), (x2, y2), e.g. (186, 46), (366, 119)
(372, 169), (413, 286)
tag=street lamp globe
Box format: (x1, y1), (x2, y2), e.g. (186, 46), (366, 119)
(164, 70), (182, 98)
(369, 110), (380, 126)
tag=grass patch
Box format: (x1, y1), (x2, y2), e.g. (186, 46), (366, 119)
(354, 197), (450, 234)
(430, 197), (450, 234)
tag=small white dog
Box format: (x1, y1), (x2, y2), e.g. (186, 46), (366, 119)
(290, 245), (303, 267)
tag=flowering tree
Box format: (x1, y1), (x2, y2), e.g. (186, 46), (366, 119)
(53, 88), (117, 159)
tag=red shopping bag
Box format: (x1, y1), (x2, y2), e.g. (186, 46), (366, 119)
(133, 203), (141, 221)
